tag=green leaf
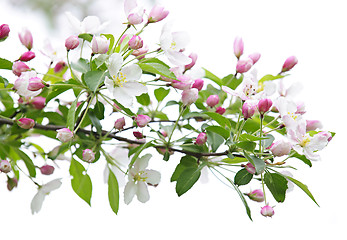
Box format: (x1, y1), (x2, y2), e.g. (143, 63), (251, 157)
(87, 109), (102, 134)
(205, 126), (230, 140)
(67, 98), (78, 131)
(102, 34), (115, 54)
(176, 167), (201, 196)
(243, 151), (265, 175)
(42, 67), (67, 84)
(204, 112), (231, 129)
(71, 58), (90, 73)
(0, 58), (13, 70)
(78, 33), (93, 42)
(239, 133), (268, 142)
(84, 70), (106, 92)
(113, 99), (135, 116)
(285, 175), (319, 206)
(94, 101), (105, 120)
(12, 148), (36, 178)
(138, 58), (176, 79)
(222, 74), (243, 90)
(136, 93), (151, 106)
(234, 168), (253, 186)
(206, 130), (224, 152)
(154, 87), (170, 102)
(236, 141), (257, 152)
(171, 156), (198, 182)
(264, 172), (288, 203)
(222, 157), (247, 164)
(108, 169), (119, 214)
(259, 74), (285, 83)
(203, 68), (222, 86)
(69, 158), (92, 205)
(0, 75), (9, 87)
(292, 152), (312, 167)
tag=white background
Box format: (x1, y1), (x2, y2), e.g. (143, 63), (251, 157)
(0, 0), (346, 239)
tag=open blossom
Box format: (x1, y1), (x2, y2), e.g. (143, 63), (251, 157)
(65, 12), (109, 34)
(160, 23), (191, 66)
(104, 53), (147, 107)
(124, 154), (161, 204)
(104, 147), (130, 187)
(31, 179), (62, 214)
(148, 5), (169, 23)
(14, 71), (42, 98)
(124, 0), (145, 25)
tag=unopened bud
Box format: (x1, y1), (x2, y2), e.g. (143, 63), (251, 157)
(281, 56), (298, 73)
(0, 24), (10, 41)
(30, 96), (46, 110)
(195, 132), (207, 145)
(54, 61), (66, 73)
(128, 35), (143, 50)
(27, 77), (45, 91)
(135, 114), (151, 128)
(19, 51), (35, 62)
(114, 117), (126, 130)
(132, 45), (149, 59)
(148, 5), (169, 23)
(215, 106), (226, 115)
(82, 149), (95, 163)
(270, 139), (292, 157)
(242, 101), (256, 120)
(17, 118), (35, 129)
(40, 165), (55, 175)
(244, 162), (256, 174)
(206, 94), (219, 108)
(18, 28), (33, 50)
(181, 88), (198, 106)
(233, 37), (244, 59)
(246, 189), (265, 202)
(248, 52), (261, 64)
(191, 78), (204, 91)
(133, 131), (144, 139)
(261, 205), (275, 217)
(258, 98), (272, 116)
(7, 177), (18, 191)
(91, 35), (109, 54)
(56, 128), (74, 142)
(12, 61), (30, 76)
(0, 160), (11, 173)
(236, 59), (253, 73)
(65, 35), (80, 50)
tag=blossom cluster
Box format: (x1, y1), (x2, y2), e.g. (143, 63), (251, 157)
(0, 0), (333, 220)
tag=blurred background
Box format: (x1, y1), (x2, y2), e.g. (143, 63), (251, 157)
(0, 0), (346, 239)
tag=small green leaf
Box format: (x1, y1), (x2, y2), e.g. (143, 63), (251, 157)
(176, 167), (201, 196)
(88, 109), (102, 134)
(243, 151), (265, 175)
(84, 70), (106, 93)
(136, 93), (151, 106)
(0, 75), (9, 87)
(204, 112), (231, 129)
(138, 58), (176, 79)
(234, 168), (253, 186)
(259, 74), (285, 83)
(203, 68), (222, 86)
(113, 99), (135, 116)
(206, 130), (224, 152)
(264, 172), (288, 203)
(154, 87), (170, 102)
(12, 148), (36, 178)
(222, 157), (247, 164)
(205, 126), (230, 140)
(94, 101), (105, 120)
(0, 58), (13, 70)
(67, 98), (78, 131)
(236, 141), (257, 152)
(78, 33), (93, 42)
(285, 175), (319, 206)
(102, 34), (115, 54)
(71, 58), (90, 73)
(108, 169), (119, 214)
(69, 158), (93, 205)
(222, 74), (243, 90)
(171, 156), (198, 182)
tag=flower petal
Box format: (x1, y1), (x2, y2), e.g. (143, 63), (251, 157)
(166, 50), (192, 66)
(124, 181), (136, 204)
(112, 86), (134, 107)
(41, 178), (62, 193)
(122, 81), (147, 96)
(134, 154), (151, 172)
(122, 64), (142, 81)
(144, 169), (161, 186)
(108, 53), (123, 77)
(136, 181), (150, 203)
(31, 191), (45, 214)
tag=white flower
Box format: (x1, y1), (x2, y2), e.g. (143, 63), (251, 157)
(104, 53), (147, 107)
(31, 179), (62, 214)
(124, 154), (161, 204)
(160, 23), (191, 66)
(65, 12), (109, 34)
(14, 71), (42, 98)
(103, 147), (130, 187)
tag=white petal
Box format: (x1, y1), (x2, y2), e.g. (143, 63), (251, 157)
(122, 81), (147, 96)
(110, 147), (130, 167)
(81, 16), (101, 34)
(65, 12), (82, 33)
(124, 181), (136, 204)
(112, 87), (134, 107)
(166, 50), (192, 66)
(134, 154), (151, 171)
(122, 64), (142, 81)
(108, 53), (123, 77)
(136, 181), (150, 203)
(172, 31), (190, 49)
(144, 169), (161, 186)
(31, 191), (46, 214)
(41, 178), (62, 193)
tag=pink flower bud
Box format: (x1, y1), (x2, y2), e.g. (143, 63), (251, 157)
(128, 13), (144, 25)
(306, 120), (323, 132)
(0, 24), (10, 41)
(54, 61), (66, 73)
(12, 61), (30, 76)
(19, 51), (35, 62)
(181, 88), (198, 106)
(132, 45), (149, 59)
(91, 35), (109, 54)
(65, 35), (79, 50)
(270, 139), (292, 157)
(56, 128), (74, 142)
(40, 165), (55, 175)
(0, 160), (11, 173)
(244, 162), (256, 174)
(135, 114), (151, 128)
(206, 95), (219, 108)
(27, 77), (45, 91)
(258, 98), (273, 115)
(233, 37), (244, 59)
(195, 132), (207, 145)
(82, 149), (95, 163)
(172, 75), (192, 90)
(281, 56), (298, 73)
(185, 53), (198, 70)
(133, 131), (144, 139)
(7, 177), (18, 191)
(17, 118), (35, 129)
(114, 117), (126, 130)
(128, 35), (143, 50)
(236, 59), (253, 73)
(18, 28), (33, 50)
(316, 131), (332, 142)
(192, 78), (204, 91)
(242, 102), (256, 120)
(261, 205), (275, 217)
(248, 52), (261, 64)
(30, 96), (46, 110)
(246, 189), (265, 202)
(148, 5), (169, 23)
(160, 130), (168, 138)
(215, 106), (226, 115)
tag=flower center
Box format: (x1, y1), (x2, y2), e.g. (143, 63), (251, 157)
(113, 71), (127, 87)
(170, 41), (177, 50)
(287, 111), (298, 121)
(300, 136), (311, 147)
(133, 171), (147, 182)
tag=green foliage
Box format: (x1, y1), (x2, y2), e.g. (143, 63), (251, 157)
(137, 58), (176, 79)
(108, 169), (119, 214)
(0, 57), (13, 70)
(234, 168), (253, 186)
(264, 172), (288, 203)
(84, 70), (106, 93)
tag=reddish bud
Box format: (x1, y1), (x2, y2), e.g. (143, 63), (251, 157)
(19, 51), (35, 62)
(7, 177), (18, 191)
(215, 106), (226, 115)
(17, 118), (35, 129)
(242, 102), (256, 120)
(133, 131), (144, 139)
(0, 24), (10, 41)
(40, 165), (55, 175)
(12, 61), (30, 76)
(27, 77), (45, 91)
(54, 61), (66, 73)
(258, 98), (273, 116)
(30, 96), (46, 110)
(206, 94), (219, 108)
(281, 56), (298, 73)
(185, 53), (198, 70)
(135, 114), (151, 128)
(248, 52), (261, 64)
(191, 78), (204, 91)
(195, 132), (207, 145)
(244, 162), (256, 174)
(114, 117), (126, 130)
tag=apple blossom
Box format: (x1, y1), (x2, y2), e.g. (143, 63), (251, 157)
(185, 53), (198, 70)
(27, 77), (45, 91)
(19, 51), (35, 62)
(40, 165), (55, 175)
(31, 179), (62, 214)
(103, 147), (130, 187)
(82, 149), (95, 163)
(0, 24), (10, 41)
(54, 61), (66, 73)
(91, 35), (110, 54)
(181, 88), (198, 106)
(148, 5), (169, 23)
(65, 12), (109, 34)
(215, 106), (226, 115)
(236, 58), (253, 73)
(249, 52), (261, 64)
(258, 98), (273, 116)
(261, 205), (275, 217)
(270, 139), (292, 157)
(18, 28), (33, 50)
(135, 114), (151, 128)
(195, 132), (207, 145)
(114, 117), (126, 130)
(0, 160), (11, 173)
(12, 61), (30, 76)
(56, 128), (74, 142)
(281, 56), (298, 73)
(191, 78), (204, 91)
(246, 189), (265, 202)
(242, 101), (256, 120)
(30, 96), (46, 110)
(128, 35), (143, 50)
(17, 118), (35, 129)
(233, 37), (244, 59)
(65, 35), (79, 50)
(104, 53), (147, 107)
(124, 0), (145, 25)
(124, 154), (161, 204)
(306, 120), (323, 132)
(206, 95), (220, 108)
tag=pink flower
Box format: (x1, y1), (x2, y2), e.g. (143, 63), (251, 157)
(306, 120), (323, 132)
(181, 88), (198, 106)
(91, 35), (109, 54)
(12, 61), (30, 76)
(40, 165), (55, 175)
(54, 61), (66, 73)
(191, 78), (204, 91)
(114, 117), (126, 130)
(185, 53), (198, 70)
(270, 139), (292, 157)
(215, 106), (226, 115)
(281, 56), (298, 73)
(244, 162), (256, 174)
(258, 98), (273, 116)
(135, 115), (151, 128)
(236, 58), (253, 73)
(27, 77), (45, 91)
(30, 96), (46, 109)
(18, 28), (33, 50)
(206, 95), (219, 108)
(0, 160), (12, 173)
(17, 118), (35, 129)
(242, 101), (256, 120)
(65, 35), (79, 50)
(128, 35), (143, 50)
(82, 149), (95, 163)
(195, 132), (207, 145)
(132, 45), (149, 60)
(248, 52), (261, 64)
(19, 51), (35, 62)
(148, 5), (169, 23)
(246, 189), (265, 202)
(0, 24), (10, 41)
(124, 0), (145, 25)
(261, 205), (275, 217)
(56, 128), (74, 142)
(233, 37), (244, 59)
